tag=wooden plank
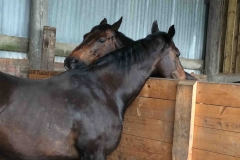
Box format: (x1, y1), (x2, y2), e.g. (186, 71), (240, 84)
(180, 58), (204, 70)
(108, 151), (171, 160)
(0, 35), (28, 53)
(205, 0), (229, 80)
(108, 134), (172, 160)
(138, 78), (179, 100)
(192, 149), (240, 160)
(223, 0), (239, 73)
(126, 97), (175, 121)
(123, 115), (174, 143)
(193, 126), (240, 157)
(197, 82), (240, 107)
(195, 103), (240, 133)
(172, 81), (197, 160)
(41, 26), (56, 70)
(108, 151), (144, 160)
(236, 14), (240, 73)
(211, 73), (240, 83)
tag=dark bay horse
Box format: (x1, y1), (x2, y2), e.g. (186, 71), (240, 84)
(64, 17), (197, 80)
(0, 26), (175, 159)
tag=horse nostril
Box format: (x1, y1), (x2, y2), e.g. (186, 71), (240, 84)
(71, 58), (78, 63)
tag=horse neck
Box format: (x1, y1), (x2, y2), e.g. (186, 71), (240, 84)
(105, 38), (166, 116)
(114, 32), (134, 49)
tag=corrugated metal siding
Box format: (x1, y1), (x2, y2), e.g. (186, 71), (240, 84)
(0, 0), (30, 37)
(0, 0), (206, 73)
(48, 0), (206, 62)
(0, 0), (30, 59)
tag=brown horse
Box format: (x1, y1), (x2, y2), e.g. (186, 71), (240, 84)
(0, 25), (175, 160)
(64, 17), (197, 80)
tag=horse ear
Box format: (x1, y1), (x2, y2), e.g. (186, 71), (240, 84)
(167, 25), (175, 40)
(151, 20), (159, 34)
(100, 18), (107, 25)
(112, 17), (123, 31)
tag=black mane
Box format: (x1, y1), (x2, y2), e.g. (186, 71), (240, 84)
(75, 32), (168, 71)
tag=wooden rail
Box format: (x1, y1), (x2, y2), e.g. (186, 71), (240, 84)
(0, 34), (204, 70)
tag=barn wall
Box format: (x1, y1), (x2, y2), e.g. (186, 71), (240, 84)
(0, 0), (206, 73)
(48, 0), (206, 73)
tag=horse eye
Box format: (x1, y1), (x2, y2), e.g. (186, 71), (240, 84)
(98, 38), (106, 43)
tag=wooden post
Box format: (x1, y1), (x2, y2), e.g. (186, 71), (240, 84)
(223, 0), (240, 73)
(236, 7), (240, 73)
(41, 26), (56, 70)
(28, 0), (48, 70)
(205, 0), (228, 81)
(172, 81), (197, 160)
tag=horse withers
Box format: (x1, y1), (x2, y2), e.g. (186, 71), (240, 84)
(0, 25), (176, 160)
(64, 17), (197, 80)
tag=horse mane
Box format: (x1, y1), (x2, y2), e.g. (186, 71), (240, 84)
(76, 32), (168, 71)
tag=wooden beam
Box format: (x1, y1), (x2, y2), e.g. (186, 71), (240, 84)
(28, 0), (48, 70)
(236, 14), (240, 73)
(205, 0), (229, 80)
(223, 0), (240, 73)
(211, 73), (240, 82)
(180, 58), (204, 70)
(41, 26), (56, 70)
(0, 35), (28, 53)
(0, 35), (204, 70)
(172, 81), (197, 160)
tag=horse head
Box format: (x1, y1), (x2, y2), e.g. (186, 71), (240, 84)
(64, 17), (123, 70)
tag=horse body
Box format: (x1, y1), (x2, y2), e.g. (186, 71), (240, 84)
(0, 27), (173, 159)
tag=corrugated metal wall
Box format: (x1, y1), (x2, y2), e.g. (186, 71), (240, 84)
(0, 0), (206, 72)
(0, 0), (30, 59)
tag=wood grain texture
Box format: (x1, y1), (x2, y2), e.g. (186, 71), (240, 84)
(107, 134), (172, 160)
(236, 14), (240, 73)
(172, 81), (197, 160)
(138, 78), (179, 100)
(196, 82), (240, 107)
(126, 97), (175, 122)
(195, 103), (240, 133)
(193, 126), (240, 157)
(123, 115), (174, 143)
(41, 26), (56, 70)
(205, 0), (229, 80)
(223, 0), (240, 73)
(192, 149), (240, 160)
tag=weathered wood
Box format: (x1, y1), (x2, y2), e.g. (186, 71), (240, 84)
(172, 81), (197, 160)
(28, 0), (48, 69)
(223, 0), (240, 73)
(180, 58), (204, 70)
(123, 115), (174, 143)
(211, 73), (240, 82)
(108, 134), (172, 160)
(0, 35), (205, 70)
(126, 97), (175, 121)
(195, 103), (240, 133)
(197, 82), (240, 107)
(193, 126), (240, 157)
(192, 149), (240, 160)
(205, 0), (229, 81)
(0, 35), (28, 53)
(138, 78), (179, 100)
(236, 16), (240, 73)
(41, 26), (56, 70)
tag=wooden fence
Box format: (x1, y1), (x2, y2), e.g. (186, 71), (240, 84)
(27, 72), (240, 160)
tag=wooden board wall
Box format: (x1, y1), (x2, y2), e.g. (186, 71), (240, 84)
(107, 78), (179, 160)
(192, 82), (240, 160)
(223, 0), (240, 73)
